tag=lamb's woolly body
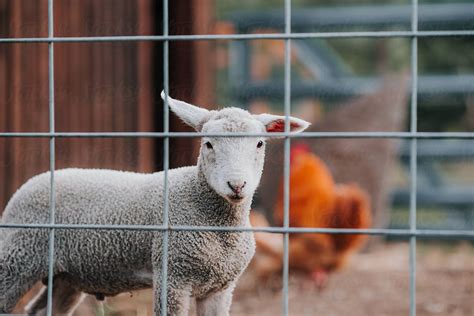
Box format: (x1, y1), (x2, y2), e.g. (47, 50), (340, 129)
(1, 166), (254, 308)
(0, 93), (309, 315)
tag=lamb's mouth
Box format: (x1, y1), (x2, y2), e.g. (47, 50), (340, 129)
(227, 194), (245, 203)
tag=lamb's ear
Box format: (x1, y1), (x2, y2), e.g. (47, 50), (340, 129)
(161, 91), (211, 131)
(254, 113), (310, 133)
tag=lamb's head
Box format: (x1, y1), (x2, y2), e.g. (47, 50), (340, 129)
(161, 91), (310, 204)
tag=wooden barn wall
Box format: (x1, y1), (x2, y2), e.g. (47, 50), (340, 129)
(0, 0), (214, 213)
(0, 0), (158, 212)
(168, 0), (215, 167)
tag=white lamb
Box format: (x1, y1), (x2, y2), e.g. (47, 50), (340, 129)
(0, 92), (309, 315)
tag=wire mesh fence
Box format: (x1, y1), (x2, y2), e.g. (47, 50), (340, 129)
(0, 0), (473, 315)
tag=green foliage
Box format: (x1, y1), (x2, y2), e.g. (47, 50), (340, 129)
(419, 38), (474, 74)
(326, 38), (411, 75)
(215, 0), (411, 15)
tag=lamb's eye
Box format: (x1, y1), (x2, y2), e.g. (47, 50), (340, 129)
(257, 141), (264, 148)
(205, 142), (213, 149)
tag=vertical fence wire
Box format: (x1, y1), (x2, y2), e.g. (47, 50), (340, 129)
(282, 0), (291, 315)
(46, 0), (56, 314)
(409, 0), (419, 315)
(160, 0), (171, 313)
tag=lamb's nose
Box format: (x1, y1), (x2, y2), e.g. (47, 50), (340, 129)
(227, 181), (246, 194)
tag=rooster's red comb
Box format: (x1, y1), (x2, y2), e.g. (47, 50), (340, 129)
(290, 143), (311, 163)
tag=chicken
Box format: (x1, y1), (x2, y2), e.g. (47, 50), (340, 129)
(250, 144), (372, 288)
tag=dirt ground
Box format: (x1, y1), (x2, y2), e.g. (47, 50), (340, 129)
(231, 242), (473, 316)
(14, 242), (473, 316)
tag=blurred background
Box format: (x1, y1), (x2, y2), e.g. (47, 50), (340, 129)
(0, 0), (472, 315)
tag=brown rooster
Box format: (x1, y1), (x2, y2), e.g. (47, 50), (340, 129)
(250, 144), (372, 288)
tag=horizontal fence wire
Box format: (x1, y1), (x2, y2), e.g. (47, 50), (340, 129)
(0, 132), (473, 138)
(0, 30), (474, 43)
(0, 223), (473, 238)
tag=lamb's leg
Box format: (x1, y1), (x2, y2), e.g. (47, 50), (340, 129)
(0, 254), (46, 313)
(196, 283), (235, 316)
(153, 281), (191, 316)
(24, 285), (48, 315)
(0, 229), (49, 313)
(24, 274), (85, 315)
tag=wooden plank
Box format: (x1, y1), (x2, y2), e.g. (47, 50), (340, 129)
(168, 0), (215, 167)
(0, 0), (8, 210)
(136, 0), (155, 172)
(11, 0), (24, 196)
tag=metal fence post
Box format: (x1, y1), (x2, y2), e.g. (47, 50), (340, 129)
(46, 0), (56, 314)
(161, 0), (171, 313)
